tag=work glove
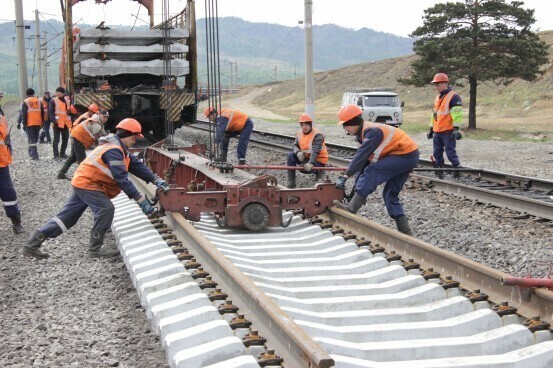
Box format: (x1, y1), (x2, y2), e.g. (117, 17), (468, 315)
(336, 175), (348, 190)
(296, 151), (306, 162)
(427, 128), (434, 140)
(452, 127), (463, 140)
(303, 162), (314, 172)
(154, 178), (168, 189)
(138, 197), (154, 215)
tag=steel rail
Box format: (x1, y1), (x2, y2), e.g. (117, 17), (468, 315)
(131, 177), (334, 368)
(321, 207), (553, 324)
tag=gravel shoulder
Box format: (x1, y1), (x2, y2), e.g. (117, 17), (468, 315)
(0, 102), (167, 368)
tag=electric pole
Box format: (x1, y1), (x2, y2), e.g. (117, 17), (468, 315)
(274, 65), (278, 82)
(15, 0), (29, 101)
(229, 61), (233, 93)
(64, 0), (74, 93)
(35, 9), (43, 96)
(43, 31), (48, 92)
(304, 0), (314, 119)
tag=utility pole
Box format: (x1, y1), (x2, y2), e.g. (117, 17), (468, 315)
(15, 0), (28, 101)
(229, 61), (233, 93)
(304, 0), (314, 119)
(43, 31), (48, 91)
(64, 0), (74, 93)
(234, 63), (238, 88)
(35, 9), (43, 96)
(274, 65), (278, 82)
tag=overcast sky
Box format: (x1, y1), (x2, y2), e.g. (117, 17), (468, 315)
(2, 0), (552, 37)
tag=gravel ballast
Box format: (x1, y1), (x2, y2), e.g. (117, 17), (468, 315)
(1, 101), (552, 367)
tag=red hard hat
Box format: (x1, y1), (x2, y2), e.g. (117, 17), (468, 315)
(431, 73), (449, 84)
(338, 104), (362, 125)
(203, 107), (216, 117)
(88, 103), (99, 113)
(299, 113), (312, 124)
(116, 118), (144, 138)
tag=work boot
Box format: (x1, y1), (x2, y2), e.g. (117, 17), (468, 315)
(333, 193), (366, 214)
(434, 165), (444, 179)
(60, 154), (69, 159)
(286, 169), (296, 188)
(452, 166), (462, 179)
(238, 159), (246, 165)
(57, 173), (70, 180)
(87, 231), (119, 258)
(10, 215), (24, 234)
(22, 230), (50, 259)
(315, 170), (325, 180)
(395, 215), (412, 236)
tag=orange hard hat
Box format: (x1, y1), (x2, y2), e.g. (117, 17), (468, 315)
(88, 103), (99, 113)
(203, 107), (216, 117)
(299, 113), (313, 124)
(116, 118), (144, 138)
(431, 73), (449, 84)
(338, 104), (362, 125)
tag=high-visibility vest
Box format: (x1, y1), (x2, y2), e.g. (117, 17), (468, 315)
(74, 112), (91, 126)
(71, 116), (103, 149)
(24, 97), (42, 127)
(40, 98), (50, 122)
(220, 109), (248, 132)
(432, 90), (456, 133)
(72, 137), (130, 199)
(0, 114), (12, 167)
(297, 128), (328, 164)
(53, 97), (73, 129)
(361, 122), (418, 164)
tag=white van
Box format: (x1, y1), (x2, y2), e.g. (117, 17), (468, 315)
(341, 88), (404, 127)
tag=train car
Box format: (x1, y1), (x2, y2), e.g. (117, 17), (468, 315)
(59, 0), (197, 140)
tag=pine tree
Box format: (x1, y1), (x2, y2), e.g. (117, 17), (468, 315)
(400, 0), (549, 129)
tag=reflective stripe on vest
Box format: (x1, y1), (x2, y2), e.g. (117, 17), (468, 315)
(221, 109), (248, 132)
(433, 90), (455, 133)
(54, 97), (72, 128)
(361, 122), (418, 164)
(24, 97), (42, 127)
(297, 128), (329, 164)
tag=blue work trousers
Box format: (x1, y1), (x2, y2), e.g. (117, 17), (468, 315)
(39, 120), (51, 142)
(26, 125), (40, 159)
(286, 152), (324, 180)
(39, 187), (115, 239)
(355, 151), (420, 218)
(433, 131), (460, 167)
(0, 166), (20, 218)
(220, 119), (253, 161)
(52, 125), (69, 158)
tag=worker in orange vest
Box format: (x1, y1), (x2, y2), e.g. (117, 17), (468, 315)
(38, 90), (52, 144)
(1, 112), (24, 234)
(286, 113), (329, 188)
(204, 107), (253, 165)
(73, 103), (99, 126)
(22, 118), (168, 259)
(49, 87), (77, 160)
(21, 88), (44, 160)
(333, 105), (419, 235)
(57, 110), (109, 180)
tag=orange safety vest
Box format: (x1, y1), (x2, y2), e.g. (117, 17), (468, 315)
(40, 98), (49, 122)
(71, 116), (102, 149)
(0, 114), (13, 168)
(361, 122), (418, 163)
(72, 138), (130, 199)
(53, 97), (75, 129)
(432, 90), (455, 133)
(297, 128), (329, 164)
(74, 112), (91, 126)
(24, 97), (42, 127)
(220, 109), (248, 132)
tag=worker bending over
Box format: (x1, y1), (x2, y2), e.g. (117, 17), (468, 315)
(333, 105), (419, 235)
(22, 118), (168, 259)
(57, 110), (109, 180)
(204, 107), (253, 165)
(286, 113), (328, 188)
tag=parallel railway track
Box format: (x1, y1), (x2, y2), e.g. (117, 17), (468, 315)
(109, 144), (553, 367)
(187, 122), (553, 221)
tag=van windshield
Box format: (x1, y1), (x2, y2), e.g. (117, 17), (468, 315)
(363, 95), (400, 107)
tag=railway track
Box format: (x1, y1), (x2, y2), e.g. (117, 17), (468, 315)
(188, 122), (553, 221)
(109, 146), (553, 368)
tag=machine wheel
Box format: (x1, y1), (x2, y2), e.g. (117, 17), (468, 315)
(241, 203), (269, 231)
